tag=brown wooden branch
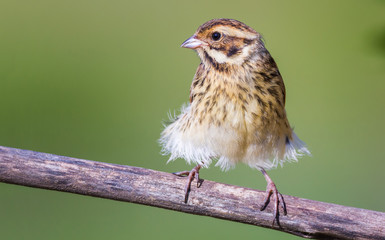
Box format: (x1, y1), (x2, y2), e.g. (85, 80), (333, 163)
(0, 146), (384, 239)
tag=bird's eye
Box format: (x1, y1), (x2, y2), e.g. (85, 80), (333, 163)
(212, 32), (221, 41)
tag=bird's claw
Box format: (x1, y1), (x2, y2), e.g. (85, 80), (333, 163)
(260, 181), (287, 226)
(173, 165), (201, 203)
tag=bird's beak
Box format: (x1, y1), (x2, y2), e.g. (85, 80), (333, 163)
(181, 35), (205, 49)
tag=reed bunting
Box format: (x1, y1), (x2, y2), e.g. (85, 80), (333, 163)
(160, 18), (310, 224)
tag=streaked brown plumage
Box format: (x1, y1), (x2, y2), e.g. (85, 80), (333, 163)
(160, 19), (310, 224)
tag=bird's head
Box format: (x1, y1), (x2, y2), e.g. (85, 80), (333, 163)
(181, 19), (265, 67)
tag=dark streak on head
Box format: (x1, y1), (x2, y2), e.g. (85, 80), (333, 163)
(204, 51), (216, 67)
(255, 85), (267, 95)
(274, 108), (282, 118)
(243, 38), (253, 45)
(227, 46), (240, 57)
(237, 84), (248, 93)
(267, 87), (279, 99)
(204, 99), (210, 107)
(197, 18), (257, 35)
(194, 94), (203, 105)
(218, 64), (230, 73)
(192, 80), (200, 88)
(277, 98), (283, 107)
(238, 93), (244, 101)
(255, 72), (271, 83)
(203, 51), (230, 73)
(265, 54), (277, 66)
(269, 71), (280, 78)
(199, 77), (206, 87)
(205, 83), (211, 91)
(211, 46), (226, 51)
(254, 94), (267, 109)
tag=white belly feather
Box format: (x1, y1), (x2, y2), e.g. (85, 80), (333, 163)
(160, 104), (310, 171)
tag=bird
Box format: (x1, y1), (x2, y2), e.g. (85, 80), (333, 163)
(159, 18), (310, 224)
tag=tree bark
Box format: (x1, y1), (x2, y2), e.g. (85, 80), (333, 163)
(0, 146), (384, 239)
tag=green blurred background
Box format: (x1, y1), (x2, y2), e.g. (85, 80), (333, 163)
(0, 0), (384, 239)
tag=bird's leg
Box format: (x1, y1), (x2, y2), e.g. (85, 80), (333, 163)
(173, 165), (202, 203)
(259, 168), (287, 226)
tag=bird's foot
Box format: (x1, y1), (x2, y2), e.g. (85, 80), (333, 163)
(260, 168), (287, 226)
(173, 165), (202, 203)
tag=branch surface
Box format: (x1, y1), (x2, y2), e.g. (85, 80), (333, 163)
(0, 146), (384, 239)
